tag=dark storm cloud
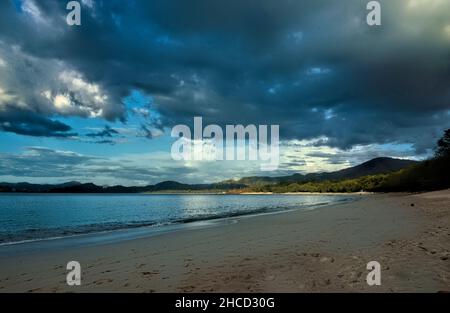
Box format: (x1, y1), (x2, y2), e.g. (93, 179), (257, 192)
(0, 106), (76, 137)
(86, 125), (119, 138)
(140, 125), (154, 139)
(0, 0), (449, 150)
(84, 125), (121, 144)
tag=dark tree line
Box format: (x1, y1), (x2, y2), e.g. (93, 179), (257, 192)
(436, 128), (450, 159)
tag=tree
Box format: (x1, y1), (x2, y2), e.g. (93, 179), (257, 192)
(436, 128), (450, 158)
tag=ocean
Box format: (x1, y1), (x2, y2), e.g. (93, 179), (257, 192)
(0, 193), (354, 245)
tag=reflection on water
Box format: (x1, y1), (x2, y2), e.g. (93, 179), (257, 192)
(0, 193), (353, 244)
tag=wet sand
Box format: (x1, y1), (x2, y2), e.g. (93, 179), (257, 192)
(0, 190), (449, 292)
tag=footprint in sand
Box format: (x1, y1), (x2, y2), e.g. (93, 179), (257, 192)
(141, 271), (159, 276)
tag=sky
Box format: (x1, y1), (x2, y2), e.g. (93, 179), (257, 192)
(0, 0), (449, 186)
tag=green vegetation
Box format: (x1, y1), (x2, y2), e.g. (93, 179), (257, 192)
(374, 129), (450, 192)
(373, 154), (449, 192)
(436, 129), (450, 158)
(249, 174), (388, 193)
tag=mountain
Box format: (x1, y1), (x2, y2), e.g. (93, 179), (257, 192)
(228, 157), (418, 186)
(315, 157), (418, 181)
(0, 157), (418, 193)
(0, 180), (246, 193)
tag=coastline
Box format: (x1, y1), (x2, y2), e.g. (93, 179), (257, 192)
(0, 190), (374, 195)
(0, 193), (353, 247)
(141, 191), (373, 195)
(0, 190), (448, 292)
(239, 191), (373, 195)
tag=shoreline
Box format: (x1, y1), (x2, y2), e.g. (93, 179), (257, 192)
(1, 191), (374, 195)
(238, 191), (373, 195)
(0, 194), (356, 248)
(0, 190), (448, 292)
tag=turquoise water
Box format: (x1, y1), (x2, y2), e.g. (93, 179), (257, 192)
(0, 193), (353, 245)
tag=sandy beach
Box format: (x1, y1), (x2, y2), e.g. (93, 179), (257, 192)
(0, 190), (449, 293)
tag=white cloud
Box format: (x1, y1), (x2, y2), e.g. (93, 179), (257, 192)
(406, 0), (447, 11)
(81, 0), (95, 9)
(0, 87), (13, 105)
(279, 139), (426, 174)
(53, 94), (72, 111)
(307, 67), (331, 75)
(0, 42), (120, 120)
(21, 0), (49, 25)
(0, 86), (26, 108)
(0, 138), (428, 186)
(21, 0), (41, 19)
(443, 25), (450, 39)
(51, 70), (109, 117)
